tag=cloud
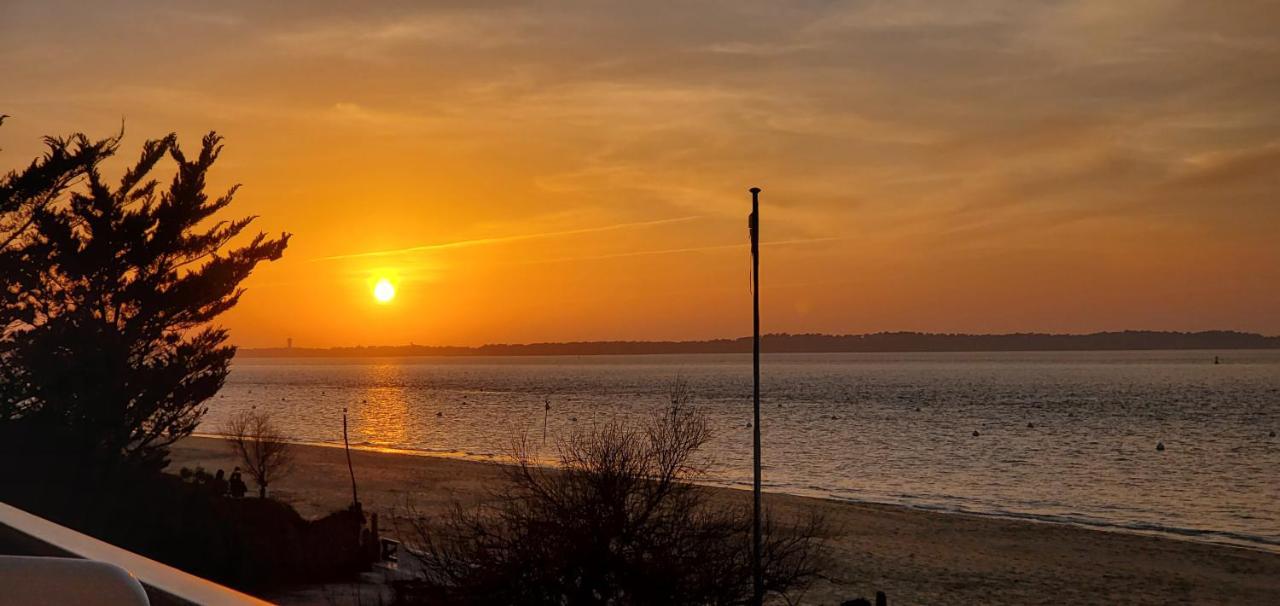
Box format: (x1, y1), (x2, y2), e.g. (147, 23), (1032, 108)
(266, 9), (542, 60)
(1173, 143), (1280, 189)
(812, 0), (1020, 32)
(311, 215), (702, 261)
(518, 237), (844, 266)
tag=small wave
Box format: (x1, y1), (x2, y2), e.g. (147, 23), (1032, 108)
(813, 490), (1280, 554)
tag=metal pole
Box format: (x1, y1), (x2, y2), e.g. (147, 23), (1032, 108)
(343, 407), (359, 507)
(748, 186), (763, 606)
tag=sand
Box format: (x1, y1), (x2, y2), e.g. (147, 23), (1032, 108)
(170, 436), (1280, 605)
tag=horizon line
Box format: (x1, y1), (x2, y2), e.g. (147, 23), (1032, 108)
(235, 329), (1280, 352)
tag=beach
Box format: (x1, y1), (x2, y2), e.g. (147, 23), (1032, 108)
(171, 436), (1280, 605)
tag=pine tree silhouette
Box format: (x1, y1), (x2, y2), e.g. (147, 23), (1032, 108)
(1, 129), (289, 470)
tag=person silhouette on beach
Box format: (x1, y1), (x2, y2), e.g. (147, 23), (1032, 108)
(212, 469), (228, 497)
(229, 467), (247, 499)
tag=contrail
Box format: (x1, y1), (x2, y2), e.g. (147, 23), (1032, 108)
(518, 237), (842, 265)
(311, 215), (702, 262)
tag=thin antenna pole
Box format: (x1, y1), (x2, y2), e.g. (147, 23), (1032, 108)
(343, 407), (359, 507)
(748, 186), (763, 606)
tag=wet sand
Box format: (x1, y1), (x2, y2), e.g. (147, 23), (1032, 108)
(170, 436), (1280, 605)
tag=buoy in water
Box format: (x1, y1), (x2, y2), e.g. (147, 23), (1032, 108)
(1270, 430), (1276, 438)
(1027, 422), (1035, 428)
(972, 430), (980, 437)
(1156, 441), (1165, 451)
(436, 411), (443, 417)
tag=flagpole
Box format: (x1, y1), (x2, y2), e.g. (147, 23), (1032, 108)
(748, 186), (763, 606)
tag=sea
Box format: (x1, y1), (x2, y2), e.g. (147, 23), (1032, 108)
(202, 350), (1280, 553)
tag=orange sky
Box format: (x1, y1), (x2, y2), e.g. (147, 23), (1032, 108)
(3, 1), (1278, 347)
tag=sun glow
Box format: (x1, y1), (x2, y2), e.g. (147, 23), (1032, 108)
(373, 278), (396, 303)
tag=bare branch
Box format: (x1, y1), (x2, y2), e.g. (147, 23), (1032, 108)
(222, 408), (294, 499)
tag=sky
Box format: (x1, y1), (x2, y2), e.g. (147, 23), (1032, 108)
(2, 1), (1278, 347)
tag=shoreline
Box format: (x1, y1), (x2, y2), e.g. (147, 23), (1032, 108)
(171, 436), (1280, 605)
(190, 432), (1280, 556)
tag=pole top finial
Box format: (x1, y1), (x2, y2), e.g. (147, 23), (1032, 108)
(749, 187), (761, 194)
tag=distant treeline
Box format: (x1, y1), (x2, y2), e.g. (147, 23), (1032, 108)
(238, 330), (1280, 358)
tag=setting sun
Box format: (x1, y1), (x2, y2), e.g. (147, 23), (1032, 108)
(373, 278), (396, 303)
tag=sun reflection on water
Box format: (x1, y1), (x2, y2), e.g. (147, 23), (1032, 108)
(352, 364), (411, 447)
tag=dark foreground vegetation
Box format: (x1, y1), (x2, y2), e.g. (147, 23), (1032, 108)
(394, 382), (830, 606)
(0, 435), (366, 588)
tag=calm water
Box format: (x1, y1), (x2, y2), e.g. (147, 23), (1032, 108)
(203, 351), (1280, 552)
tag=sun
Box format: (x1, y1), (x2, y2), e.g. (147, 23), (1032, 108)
(373, 278), (396, 303)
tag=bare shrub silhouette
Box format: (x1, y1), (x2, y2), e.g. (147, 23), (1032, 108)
(396, 381), (828, 605)
(224, 408), (295, 499)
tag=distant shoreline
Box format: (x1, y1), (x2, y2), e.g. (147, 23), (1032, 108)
(237, 330), (1280, 358)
